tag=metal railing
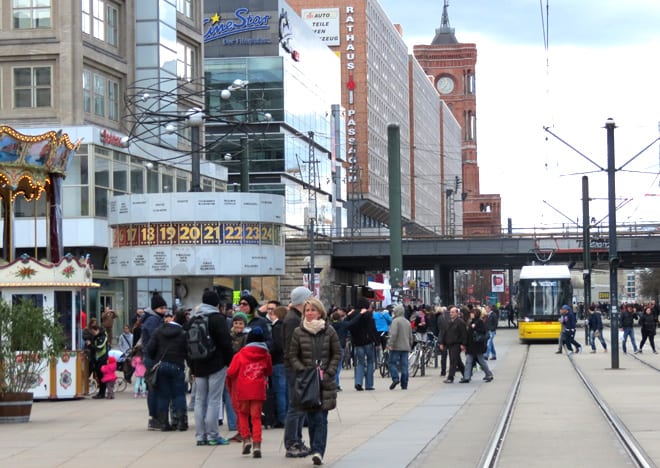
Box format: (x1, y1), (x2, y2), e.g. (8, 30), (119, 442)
(285, 222), (660, 242)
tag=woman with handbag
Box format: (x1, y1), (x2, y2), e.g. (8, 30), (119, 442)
(145, 310), (189, 431)
(288, 297), (341, 466)
(460, 307), (493, 383)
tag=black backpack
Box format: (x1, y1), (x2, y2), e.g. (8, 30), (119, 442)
(185, 315), (216, 361)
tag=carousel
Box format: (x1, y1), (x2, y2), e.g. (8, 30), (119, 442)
(0, 126), (98, 399)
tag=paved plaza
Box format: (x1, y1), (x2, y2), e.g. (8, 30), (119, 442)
(3, 326), (658, 467)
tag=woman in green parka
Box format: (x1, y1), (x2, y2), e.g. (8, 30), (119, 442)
(288, 297), (341, 466)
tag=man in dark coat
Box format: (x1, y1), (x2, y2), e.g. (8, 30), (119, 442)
(349, 297), (378, 391)
(440, 306), (467, 383)
(561, 304), (583, 354)
(435, 307), (449, 376)
(620, 304), (639, 354)
(142, 294), (167, 430)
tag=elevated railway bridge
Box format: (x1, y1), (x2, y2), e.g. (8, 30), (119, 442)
(315, 224), (660, 305)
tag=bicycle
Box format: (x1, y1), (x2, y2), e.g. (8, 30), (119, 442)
(87, 371), (127, 395)
(87, 374), (98, 396)
(342, 341), (353, 370)
(115, 373), (127, 392)
(409, 345), (421, 377)
(379, 347), (390, 378)
(423, 335), (439, 368)
(410, 333), (436, 377)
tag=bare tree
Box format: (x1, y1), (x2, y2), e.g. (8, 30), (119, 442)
(638, 269), (660, 303)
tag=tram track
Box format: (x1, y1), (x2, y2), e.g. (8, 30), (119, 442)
(567, 354), (655, 468)
(480, 343), (656, 468)
(626, 350), (660, 373)
(479, 344), (530, 467)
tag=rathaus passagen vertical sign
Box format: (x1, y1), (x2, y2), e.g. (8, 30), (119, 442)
(345, 6), (358, 184)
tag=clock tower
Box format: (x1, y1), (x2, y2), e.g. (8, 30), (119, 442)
(413, 1), (501, 235)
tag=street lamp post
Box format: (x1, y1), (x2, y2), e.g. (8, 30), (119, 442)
(188, 108), (204, 192)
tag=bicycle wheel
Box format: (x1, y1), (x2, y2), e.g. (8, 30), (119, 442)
(409, 349), (420, 377)
(116, 377), (127, 392)
(343, 343), (352, 369)
(423, 345), (433, 367)
(379, 351), (390, 378)
(87, 376), (98, 396)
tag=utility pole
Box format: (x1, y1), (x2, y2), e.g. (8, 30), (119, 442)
(606, 119), (620, 369)
(582, 176), (591, 344)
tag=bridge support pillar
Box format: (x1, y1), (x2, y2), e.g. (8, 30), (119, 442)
(435, 267), (452, 306)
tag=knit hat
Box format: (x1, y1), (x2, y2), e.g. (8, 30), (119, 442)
(151, 294), (167, 310)
(290, 286), (313, 306)
(560, 304), (571, 312)
(202, 290), (220, 307)
(232, 312), (248, 323)
(108, 356), (116, 363)
(247, 326), (265, 343)
(240, 294), (259, 311)
(356, 297), (371, 310)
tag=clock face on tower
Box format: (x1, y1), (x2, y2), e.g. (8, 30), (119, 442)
(436, 76), (455, 95)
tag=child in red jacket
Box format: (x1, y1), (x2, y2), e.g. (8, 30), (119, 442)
(227, 327), (272, 458)
(100, 356), (118, 399)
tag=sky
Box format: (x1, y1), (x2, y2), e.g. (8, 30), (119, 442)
(379, 0), (660, 232)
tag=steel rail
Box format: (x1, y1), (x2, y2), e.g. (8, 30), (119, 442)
(478, 345), (530, 468)
(567, 354), (656, 468)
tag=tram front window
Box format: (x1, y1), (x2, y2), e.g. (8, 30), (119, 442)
(519, 279), (572, 321)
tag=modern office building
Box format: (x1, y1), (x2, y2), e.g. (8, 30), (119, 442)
(201, 0), (345, 236)
(413, 3), (502, 235)
(0, 1), (217, 327)
(287, 0), (461, 237)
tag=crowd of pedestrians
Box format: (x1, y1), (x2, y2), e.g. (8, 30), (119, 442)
(80, 282), (660, 467)
(90, 291), (660, 463)
(559, 301), (660, 355)
(83, 289), (509, 465)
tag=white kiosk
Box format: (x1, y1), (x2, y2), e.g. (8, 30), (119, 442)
(0, 126), (96, 399)
(0, 254), (99, 399)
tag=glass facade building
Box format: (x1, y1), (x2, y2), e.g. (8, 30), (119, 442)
(203, 0), (345, 234)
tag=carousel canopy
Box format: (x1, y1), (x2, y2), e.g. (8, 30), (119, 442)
(0, 126), (79, 202)
(0, 253), (99, 288)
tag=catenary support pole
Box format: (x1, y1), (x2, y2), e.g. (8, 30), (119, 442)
(582, 176), (591, 343)
(388, 124), (403, 299)
(606, 119), (619, 369)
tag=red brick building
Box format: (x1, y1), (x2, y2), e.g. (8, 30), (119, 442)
(413, 4), (502, 235)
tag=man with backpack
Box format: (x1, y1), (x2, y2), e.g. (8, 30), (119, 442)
(185, 290), (234, 446)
